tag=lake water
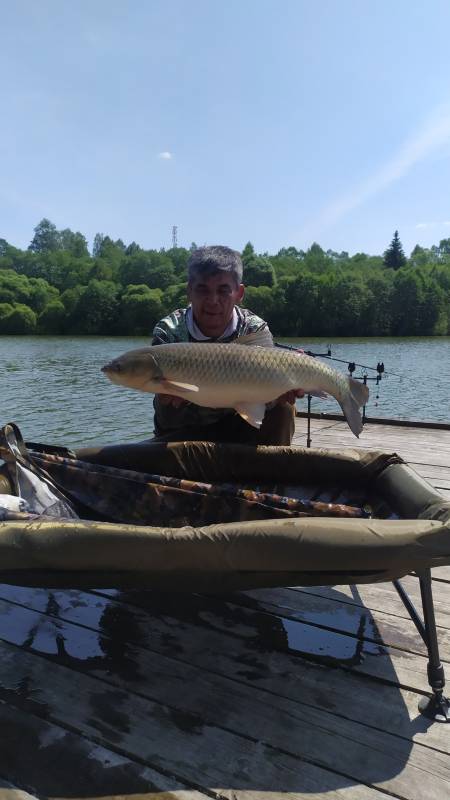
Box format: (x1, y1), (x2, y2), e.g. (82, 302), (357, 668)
(0, 336), (449, 449)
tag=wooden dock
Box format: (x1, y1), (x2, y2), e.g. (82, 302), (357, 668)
(1, 418), (450, 800)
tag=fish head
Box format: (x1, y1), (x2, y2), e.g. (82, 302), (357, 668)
(101, 348), (163, 392)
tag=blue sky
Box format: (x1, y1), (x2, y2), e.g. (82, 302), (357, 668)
(2, 0), (450, 257)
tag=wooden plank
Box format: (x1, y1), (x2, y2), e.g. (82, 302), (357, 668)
(434, 566), (450, 582)
(0, 699), (209, 800)
(233, 584), (450, 660)
(0, 584), (449, 758)
(0, 780), (40, 800)
(0, 641), (397, 800)
(289, 577), (450, 630)
(407, 463), (450, 489)
(408, 463), (450, 480)
(0, 588), (432, 693)
(293, 420), (450, 469)
(293, 418), (450, 502)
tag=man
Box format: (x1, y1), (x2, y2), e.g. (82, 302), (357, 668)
(150, 245), (303, 445)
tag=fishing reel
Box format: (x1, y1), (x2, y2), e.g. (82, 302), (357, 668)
(347, 360), (385, 416)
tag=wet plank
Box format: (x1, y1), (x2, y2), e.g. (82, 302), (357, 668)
(0, 583), (449, 760)
(0, 640), (397, 800)
(0, 699), (210, 800)
(234, 584), (450, 660)
(0, 587), (433, 693)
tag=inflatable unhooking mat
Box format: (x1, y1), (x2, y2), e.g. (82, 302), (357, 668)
(0, 422), (449, 591)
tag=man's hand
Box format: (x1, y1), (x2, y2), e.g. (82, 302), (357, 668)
(157, 394), (189, 408)
(276, 389), (305, 405)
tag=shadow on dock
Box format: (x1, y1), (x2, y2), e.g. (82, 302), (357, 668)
(0, 583), (431, 796)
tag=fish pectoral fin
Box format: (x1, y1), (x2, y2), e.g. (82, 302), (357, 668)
(234, 402), (266, 429)
(161, 379), (200, 393)
(234, 328), (274, 348)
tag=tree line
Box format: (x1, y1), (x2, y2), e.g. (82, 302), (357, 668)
(0, 220), (449, 336)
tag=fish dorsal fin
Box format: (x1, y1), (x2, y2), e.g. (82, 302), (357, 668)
(161, 379), (199, 393)
(234, 401), (267, 429)
(234, 328), (274, 348)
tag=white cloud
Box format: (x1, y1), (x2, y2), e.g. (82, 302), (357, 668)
(158, 151), (173, 160)
(300, 102), (450, 240)
(416, 220), (450, 229)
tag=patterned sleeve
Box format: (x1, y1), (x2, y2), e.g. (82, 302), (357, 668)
(151, 309), (188, 345)
(241, 310), (273, 344)
(151, 321), (171, 346)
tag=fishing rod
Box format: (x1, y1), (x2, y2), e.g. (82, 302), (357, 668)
(275, 340), (393, 438)
(274, 341), (404, 379)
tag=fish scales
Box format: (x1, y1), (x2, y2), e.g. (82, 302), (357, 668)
(154, 343), (347, 399)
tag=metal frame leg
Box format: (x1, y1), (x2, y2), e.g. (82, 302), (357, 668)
(394, 570), (450, 722)
(306, 395), (312, 448)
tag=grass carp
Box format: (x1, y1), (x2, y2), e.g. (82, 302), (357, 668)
(102, 331), (369, 437)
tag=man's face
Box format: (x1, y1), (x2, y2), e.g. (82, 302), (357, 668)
(188, 272), (244, 338)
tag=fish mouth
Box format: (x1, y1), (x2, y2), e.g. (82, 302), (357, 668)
(101, 362), (119, 374)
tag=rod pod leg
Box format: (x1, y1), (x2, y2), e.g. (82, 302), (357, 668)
(417, 569), (450, 723)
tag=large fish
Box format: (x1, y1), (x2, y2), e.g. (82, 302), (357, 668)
(102, 330), (369, 436)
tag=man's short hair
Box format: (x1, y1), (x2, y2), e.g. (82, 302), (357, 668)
(187, 246), (243, 285)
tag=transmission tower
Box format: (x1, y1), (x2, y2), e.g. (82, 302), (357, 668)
(172, 225), (178, 248)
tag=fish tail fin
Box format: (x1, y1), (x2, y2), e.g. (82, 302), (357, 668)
(338, 377), (370, 437)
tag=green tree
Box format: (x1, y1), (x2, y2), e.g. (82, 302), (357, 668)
(363, 271), (394, 335)
(38, 300), (66, 334)
(4, 303), (37, 333)
(89, 258), (117, 283)
(409, 244), (430, 268)
(276, 246), (304, 259)
(243, 285), (277, 325)
(60, 285), (85, 329)
(391, 270), (424, 333)
(28, 218), (61, 253)
(59, 229), (89, 257)
(166, 247), (189, 276)
(120, 285), (164, 334)
(162, 282), (188, 314)
(119, 252), (175, 289)
(317, 272), (369, 336)
(0, 239), (10, 257)
(242, 242), (255, 265)
(0, 269), (33, 305)
(277, 273), (321, 335)
(125, 241), (142, 256)
(244, 257), (276, 287)
(93, 235), (126, 261)
(92, 233), (105, 257)
(438, 238), (450, 262)
(0, 303), (14, 332)
(28, 277), (60, 313)
(74, 280), (119, 334)
(383, 230), (407, 270)
(303, 243), (332, 273)
(419, 277), (448, 334)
